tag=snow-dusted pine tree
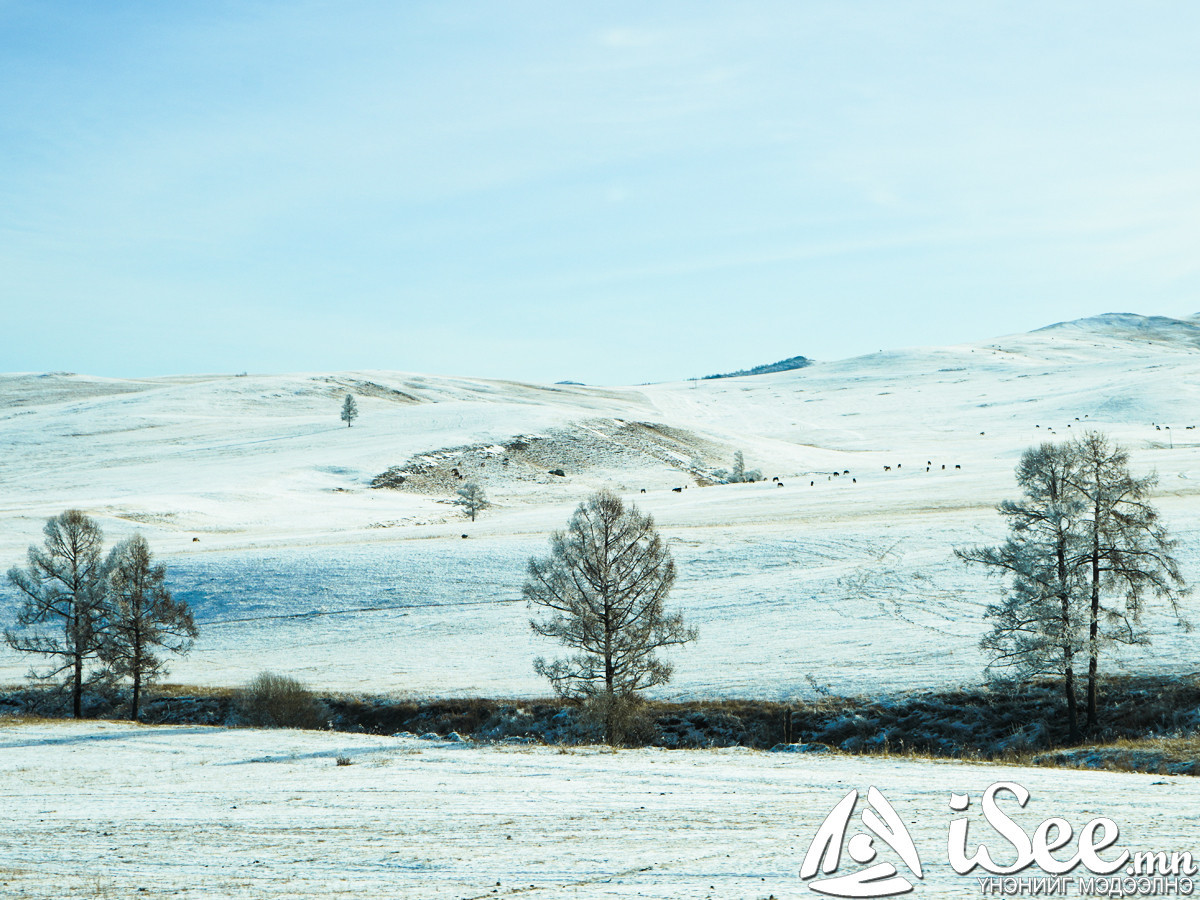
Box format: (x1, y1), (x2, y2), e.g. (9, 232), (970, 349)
(957, 443), (1088, 740)
(340, 393), (358, 428)
(102, 534), (198, 721)
(5, 510), (110, 718)
(525, 490), (696, 744)
(1068, 431), (1187, 732)
(731, 450), (746, 483)
(959, 433), (1187, 737)
(453, 481), (490, 522)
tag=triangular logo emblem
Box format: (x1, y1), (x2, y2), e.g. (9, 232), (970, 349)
(800, 787), (923, 898)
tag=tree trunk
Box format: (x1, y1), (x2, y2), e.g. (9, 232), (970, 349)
(1055, 542), (1079, 742)
(131, 629), (142, 721)
(603, 579), (615, 745)
(73, 653), (83, 718)
(604, 662), (615, 745)
(1086, 534), (1101, 732)
(1064, 665), (1079, 743)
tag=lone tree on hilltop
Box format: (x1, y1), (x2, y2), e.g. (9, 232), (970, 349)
(340, 393), (358, 428)
(957, 442), (1089, 740)
(525, 490), (697, 744)
(453, 481), (490, 522)
(102, 534), (198, 721)
(5, 510), (110, 717)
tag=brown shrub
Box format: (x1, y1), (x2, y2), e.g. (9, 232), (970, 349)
(236, 672), (324, 729)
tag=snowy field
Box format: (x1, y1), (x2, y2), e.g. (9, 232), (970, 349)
(1, 720), (1198, 900)
(3, 313), (1200, 697)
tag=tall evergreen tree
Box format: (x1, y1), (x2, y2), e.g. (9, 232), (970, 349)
(957, 443), (1087, 740)
(960, 433), (1187, 737)
(340, 393), (358, 428)
(453, 481), (489, 522)
(5, 510), (109, 717)
(526, 490), (696, 744)
(1068, 432), (1187, 731)
(102, 534), (198, 721)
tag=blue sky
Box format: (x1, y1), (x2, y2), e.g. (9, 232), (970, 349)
(2, 2), (1199, 383)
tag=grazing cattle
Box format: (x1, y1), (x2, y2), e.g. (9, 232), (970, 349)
(192, 537), (200, 543)
(926, 467), (930, 472)
(640, 488), (646, 493)
(884, 466), (891, 471)
(833, 472), (839, 477)
(927, 461), (931, 466)
(461, 534), (469, 539)
(941, 465), (945, 470)
(672, 487), (683, 492)
(979, 432), (985, 435)
(810, 481), (814, 486)
(852, 478), (856, 483)
(897, 463), (902, 469)
(843, 469), (849, 475)
(955, 464), (961, 469)
(772, 476), (779, 482)
(777, 482), (784, 487)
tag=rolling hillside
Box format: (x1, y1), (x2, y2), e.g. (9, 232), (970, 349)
(2, 312), (1199, 698)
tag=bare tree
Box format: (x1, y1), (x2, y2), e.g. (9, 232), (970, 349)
(102, 534), (198, 721)
(525, 490), (697, 744)
(957, 443), (1088, 740)
(1068, 432), (1187, 731)
(340, 393), (358, 428)
(453, 481), (489, 522)
(5, 510), (110, 717)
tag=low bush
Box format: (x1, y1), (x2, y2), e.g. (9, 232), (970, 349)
(235, 672), (324, 729)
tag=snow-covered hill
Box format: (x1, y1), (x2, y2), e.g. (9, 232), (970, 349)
(3, 313), (1199, 697)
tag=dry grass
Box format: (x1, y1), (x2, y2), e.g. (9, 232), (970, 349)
(151, 682), (238, 700)
(0, 713), (61, 728)
(1023, 735), (1200, 775)
(1109, 734), (1200, 756)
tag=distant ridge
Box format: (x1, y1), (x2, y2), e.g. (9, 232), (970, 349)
(699, 355), (812, 380)
(1035, 312), (1200, 347)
